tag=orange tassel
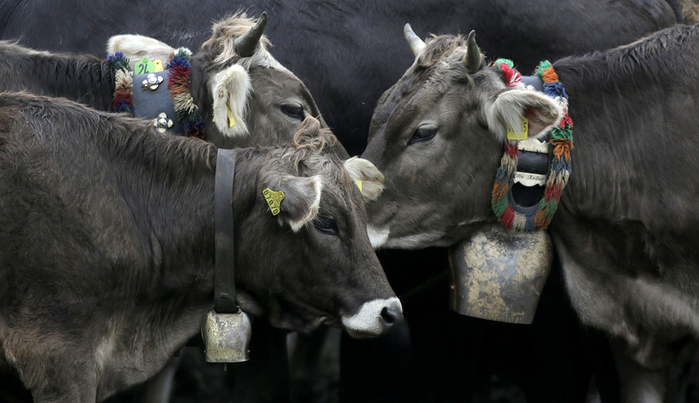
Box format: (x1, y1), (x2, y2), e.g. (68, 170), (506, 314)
(542, 67), (559, 84)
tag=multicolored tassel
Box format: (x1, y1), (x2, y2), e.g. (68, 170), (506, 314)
(167, 48), (206, 140)
(490, 59), (574, 232)
(108, 52), (135, 117)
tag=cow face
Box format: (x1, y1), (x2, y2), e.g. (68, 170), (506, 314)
(235, 118), (400, 337)
(192, 12), (327, 150)
(362, 30), (562, 249)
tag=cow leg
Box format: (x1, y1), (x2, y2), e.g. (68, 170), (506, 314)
(6, 336), (98, 403)
(28, 369), (97, 403)
(612, 343), (665, 403)
(140, 355), (181, 403)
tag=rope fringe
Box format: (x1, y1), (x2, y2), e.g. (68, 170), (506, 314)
(490, 60), (574, 232)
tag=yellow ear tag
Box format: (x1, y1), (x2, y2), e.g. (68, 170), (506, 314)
(354, 179), (363, 193)
(506, 117), (529, 141)
(153, 59), (164, 72)
(263, 188), (285, 216)
(226, 105), (236, 128)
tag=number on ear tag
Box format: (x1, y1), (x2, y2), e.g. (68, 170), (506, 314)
(263, 188), (285, 216)
(135, 57), (155, 74)
(507, 117), (529, 141)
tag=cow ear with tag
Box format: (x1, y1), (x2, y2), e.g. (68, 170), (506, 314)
(263, 175), (322, 232)
(486, 89), (563, 142)
(212, 64), (251, 138)
(343, 156), (385, 202)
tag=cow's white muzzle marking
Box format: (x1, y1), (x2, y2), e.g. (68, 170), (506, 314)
(342, 297), (403, 337)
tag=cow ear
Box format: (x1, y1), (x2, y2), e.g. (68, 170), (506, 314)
(107, 34), (176, 65)
(211, 64), (251, 138)
(266, 175), (322, 232)
(343, 157), (385, 202)
(486, 89), (563, 142)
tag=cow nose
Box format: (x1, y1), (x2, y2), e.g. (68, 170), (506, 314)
(380, 307), (403, 327)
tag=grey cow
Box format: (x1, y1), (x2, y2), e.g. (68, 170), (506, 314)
(0, 13), (331, 152)
(0, 93), (399, 403)
(363, 24), (699, 402)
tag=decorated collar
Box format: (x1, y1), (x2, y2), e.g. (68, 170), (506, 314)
(490, 59), (574, 232)
(108, 49), (206, 139)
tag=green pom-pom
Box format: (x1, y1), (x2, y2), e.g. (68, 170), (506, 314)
(174, 48), (191, 62)
(551, 127), (573, 141)
(535, 60), (552, 79)
(492, 196), (509, 217)
(110, 56), (132, 72)
(494, 58), (514, 69)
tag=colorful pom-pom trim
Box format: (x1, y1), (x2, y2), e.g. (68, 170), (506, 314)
(108, 52), (135, 117)
(167, 48), (206, 140)
(109, 48), (206, 140)
(490, 59), (574, 232)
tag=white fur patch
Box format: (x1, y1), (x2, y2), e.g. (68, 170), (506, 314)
(343, 157), (385, 202)
(487, 89), (563, 142)
(211, 64), (251, 138)
(367, 225), (390, 249)
(106, 34), (176, 66)
(342, 297), (403, 337)
(289, 176), (322, 232)
(95, 330), (117, 374)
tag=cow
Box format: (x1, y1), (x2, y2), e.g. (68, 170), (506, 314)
(0, 92), (400, 403)
(0, 2), (683, 401)
(0, 0), (681, 156)
(1, 13), (351, 402)
(361, 22), (699, 402)
(0, 13), (333, 153)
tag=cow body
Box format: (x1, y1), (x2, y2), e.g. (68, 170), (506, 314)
(0, 93), (399, 403)
(0, 0), (680, 155)
(363, 23), (699, 401)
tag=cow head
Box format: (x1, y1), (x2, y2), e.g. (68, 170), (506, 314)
(362, 26), (562, 249)
(235, 117), (399, 337)
(108, 13), (334, 153)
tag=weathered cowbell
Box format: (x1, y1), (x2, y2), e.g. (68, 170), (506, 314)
(202, 309), (252, 363)
(448, 224), (553, 324)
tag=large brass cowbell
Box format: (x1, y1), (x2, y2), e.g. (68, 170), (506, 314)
(203, 309), (252, 363)
(448, 224), (553, 324)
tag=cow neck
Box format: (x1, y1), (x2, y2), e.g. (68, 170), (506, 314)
(108, 48), (206, 139)
(490, 59), (574, 232)
(214, 149), (241, 314)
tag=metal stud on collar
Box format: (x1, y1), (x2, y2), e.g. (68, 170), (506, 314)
(153, 112), (174, 133)
(142, 73), (164, 91)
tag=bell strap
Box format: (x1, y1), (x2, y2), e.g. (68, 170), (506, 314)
(214, 149), (239, 314)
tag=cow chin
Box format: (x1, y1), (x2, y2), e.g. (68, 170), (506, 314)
(341, 297), (403, 338)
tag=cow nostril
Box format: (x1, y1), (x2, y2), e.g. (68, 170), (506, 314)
(380, 307), (402, 326)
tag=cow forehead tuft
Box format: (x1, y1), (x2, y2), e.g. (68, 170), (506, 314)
(203, 12), (289, 73)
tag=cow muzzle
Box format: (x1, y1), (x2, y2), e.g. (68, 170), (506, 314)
(342, 297), (403, 338)
(448, 224), (553, 324)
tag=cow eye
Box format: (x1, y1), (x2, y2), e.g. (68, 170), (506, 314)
(314, 214), (339, 236)
(408, 126), (438, 145)
(280, 104), (305, 120)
